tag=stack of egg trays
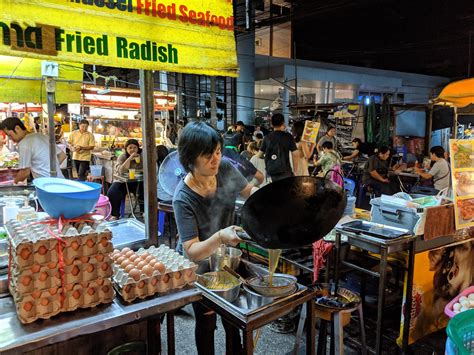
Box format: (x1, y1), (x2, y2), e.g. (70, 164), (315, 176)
(113, 245), (197, 303)
(6, 220), (115, 324)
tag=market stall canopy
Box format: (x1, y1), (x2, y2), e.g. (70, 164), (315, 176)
(0, 55), (82, 103)
(0, 0), (238, 77)
(433, 78), (474, 108)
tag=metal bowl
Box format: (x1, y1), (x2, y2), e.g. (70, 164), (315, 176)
(246, 273), (297, 298)
(198, 271), (242, 303)
(243, 284), (276, 308)
(209, 247), (242, 271)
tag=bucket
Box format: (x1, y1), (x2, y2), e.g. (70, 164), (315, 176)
(90, 165), (102, 177)
(95, 194), (111, 220)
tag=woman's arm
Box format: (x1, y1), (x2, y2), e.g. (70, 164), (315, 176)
(240, 183), (258, 199)
(370, 170), (389, 183)
(343, 149), (359, 161)
(301, 142), (315, 159)
(116, 154), (137, 174)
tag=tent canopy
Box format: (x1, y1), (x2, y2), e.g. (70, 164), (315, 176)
(434, 78), (474, 108)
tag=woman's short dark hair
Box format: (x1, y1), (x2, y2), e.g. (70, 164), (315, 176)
(352, 138), (362, 148)
(124, 139), (142, 157)
(0, 117), (26, 132)
(178, 121), (223, 172)
(430, 145), (445, 158)
(378, 146), (390, 155)
(322, 141), (333, 150)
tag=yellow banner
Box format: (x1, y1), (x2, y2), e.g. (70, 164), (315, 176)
(0, 55), (82, 103)
(0, 0), (238, 77)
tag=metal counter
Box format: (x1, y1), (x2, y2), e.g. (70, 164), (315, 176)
(0, 287), (201, 354)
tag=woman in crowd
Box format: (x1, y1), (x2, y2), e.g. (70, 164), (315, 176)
(173, 122), (256, 355)
(292, 121), (315, 176)
(250, 140), (268, 186)
(107, 139), (143, 219)
(343, 138), (374, 161)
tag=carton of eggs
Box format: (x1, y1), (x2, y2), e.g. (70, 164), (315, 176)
(111, 245), (197, 302)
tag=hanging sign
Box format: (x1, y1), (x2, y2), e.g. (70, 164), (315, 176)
(449, 139), (474, 229)
(0, 0), (238, 76)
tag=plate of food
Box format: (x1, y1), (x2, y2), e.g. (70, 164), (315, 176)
(455, 171), (474, 196)
(456, 198), (474, 223)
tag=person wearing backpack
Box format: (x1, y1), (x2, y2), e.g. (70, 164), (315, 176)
(256, 113), (299, 182)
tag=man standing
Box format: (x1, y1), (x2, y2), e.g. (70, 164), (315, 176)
(0, 117), (65, 183)
(256, 113), (299, 182)
(68, 119), (95, 181)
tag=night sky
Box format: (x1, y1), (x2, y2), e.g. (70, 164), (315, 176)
(292, 0), (474, 78)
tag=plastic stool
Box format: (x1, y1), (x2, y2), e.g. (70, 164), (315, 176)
(157, 202), (175, 247)
(343, 178), (356, 197)
(87, 175), (105, 194)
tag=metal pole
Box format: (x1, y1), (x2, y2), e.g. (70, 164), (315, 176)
(139, 70), (158, 245)
(210, 76), (217, 127)
(45, 77), (57, 177)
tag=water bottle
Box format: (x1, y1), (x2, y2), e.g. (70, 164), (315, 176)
(3, 199), (19, 224)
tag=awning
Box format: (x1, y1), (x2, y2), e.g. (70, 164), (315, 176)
(433, 78), (474, 108)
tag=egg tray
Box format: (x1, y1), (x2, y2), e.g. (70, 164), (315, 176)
(113, 266), (197, 303)
(15, 278), (115, 324)
(7, 218), (113, 268)
(9, 255), (113, 295)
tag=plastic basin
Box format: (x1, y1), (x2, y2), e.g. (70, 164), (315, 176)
(33, 178), (101, 219)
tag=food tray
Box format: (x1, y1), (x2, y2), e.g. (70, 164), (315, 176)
(444, 286), (474, 318)
(102, 218), (146, 248)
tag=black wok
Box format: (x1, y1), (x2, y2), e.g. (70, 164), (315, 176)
(240, 176), (346, 249)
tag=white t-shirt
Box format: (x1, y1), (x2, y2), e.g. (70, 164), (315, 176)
(429, 158), (450, 191)
(18, 133), (64, 179)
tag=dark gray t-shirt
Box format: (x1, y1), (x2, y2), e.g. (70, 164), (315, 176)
(362, 155), (389, 183)
(173, 159), (247, 254)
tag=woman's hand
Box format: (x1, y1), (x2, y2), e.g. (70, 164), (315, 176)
(218, 226), (243, 246)
(129, 152), (140, 159)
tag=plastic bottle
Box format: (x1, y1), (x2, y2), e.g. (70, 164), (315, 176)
(3, 199), (19, 224)
(17, 202), (36, 222)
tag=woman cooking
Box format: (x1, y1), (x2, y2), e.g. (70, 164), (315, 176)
(107, 139), (143, 219)
(173, 122), (257, 355)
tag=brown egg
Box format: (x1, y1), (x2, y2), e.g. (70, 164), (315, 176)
(128, 254), (139, 262)
(95, 254), (104, 262)
(137, 280), (145, 289)
(113, 248), (120, 254)
(148, 259), (157, 267)
(154, 262), (166, 274)
(47, 261), (56, 269)
(86, 239), (95, 248)
(133, 258), (142, 266)
(162, 274), (170, 283)
(174, 271), (182, 280)
(136, 261), (146, 270)
(38, 245), (48, 255)
(124, 284), (131, 293)
(31, 263), (40, 273)
(145, 255), (155, 263)
(80, 256), (89, 264)
(100, 237), (108, 247)
(87, 264), (94, 273)
(49, 287), (58, 295)
(19, 248), (31, 260)
(65, 283), (74, 291)
(122, 247), (131, 253)
(124, 264), (134, 273)
(39, 272), (48, 281)
(140, 253), (149, 260)
(116, 256), (126, 265)
(71, 265), (80, 276)
(31, 290), (41, 299)
(23, 302), (33, 312)
(87, 288), (95, 296)
(21, 276), (32, 286)
(96, 279), (104, 285)
(64, 258), (74, 266)
(120, 259), (130, 269)
(125, 250), (134, 258)
(72, 290), (81, 299)
(150, 277), (158, 286)
(101, 263), (109, 272)
(128, 268), (141, 281)
(111, 252), (120, 261)
(71, 241), (80, 250)
(142, 265), (154, 277)
(40, 298), (49, 306)
(102, 285), (110, 293)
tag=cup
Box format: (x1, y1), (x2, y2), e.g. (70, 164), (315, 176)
(135, 156), (141, 164)
(129, 169), (136, 179)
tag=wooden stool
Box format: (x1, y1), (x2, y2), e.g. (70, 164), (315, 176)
(87, 175), (105, 194)
(315, 302), (367, 355)
(157, 202), (176, 247)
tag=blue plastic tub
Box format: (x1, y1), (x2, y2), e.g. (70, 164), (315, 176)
(33, 178), (101, 219)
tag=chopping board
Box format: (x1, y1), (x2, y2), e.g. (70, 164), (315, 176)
(423, 204), (456, 240)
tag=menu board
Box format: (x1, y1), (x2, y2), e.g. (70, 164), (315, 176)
(449, 139), (474, 229)
(301, 120), (321, 144)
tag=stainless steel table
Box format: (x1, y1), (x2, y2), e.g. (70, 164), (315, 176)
(0, 288), (201, 355)
(113, 173), (143, 219)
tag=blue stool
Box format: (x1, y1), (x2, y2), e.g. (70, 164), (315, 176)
(119, 199), (125, 218)
(157, 202), (175, 247)
(343, 178), (356, 196)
